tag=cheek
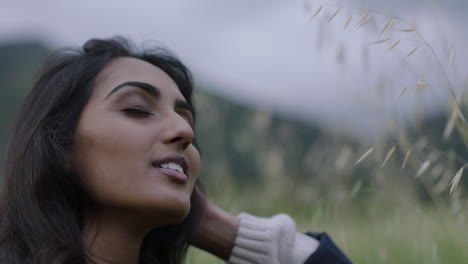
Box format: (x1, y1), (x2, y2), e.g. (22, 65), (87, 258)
(73, 114), (153, 197)
(75, 128), (144, 172)
(187, 146), (201, 186)
(74, 110), (153, 165)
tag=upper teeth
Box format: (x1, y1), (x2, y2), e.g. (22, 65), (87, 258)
(159, 162), (185, 174)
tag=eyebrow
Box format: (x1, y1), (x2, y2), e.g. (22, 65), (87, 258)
(104, 81), (160, 100)
(105, 80), (194, 119)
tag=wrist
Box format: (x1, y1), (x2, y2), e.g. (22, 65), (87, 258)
(190, 201), (240, 260)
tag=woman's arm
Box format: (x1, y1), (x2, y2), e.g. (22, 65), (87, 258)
(189, 197), (240, 260)
(188, 198), (320, 263)
(189, 192), (351, 263)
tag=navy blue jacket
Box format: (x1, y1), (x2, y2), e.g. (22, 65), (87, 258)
(305, 233), (352, 264)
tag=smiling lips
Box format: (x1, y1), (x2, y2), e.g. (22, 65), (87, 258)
(152, 154), (189, 183)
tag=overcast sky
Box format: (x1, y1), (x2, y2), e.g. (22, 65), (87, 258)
(1, 0), (467, 139)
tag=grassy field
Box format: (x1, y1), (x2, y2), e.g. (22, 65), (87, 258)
(1, 2), (466, 264)
(185, 5), (468, 263)
(184, 185), (468, 263)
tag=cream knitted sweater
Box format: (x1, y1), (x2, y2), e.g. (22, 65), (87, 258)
(225, 213), (319, 264)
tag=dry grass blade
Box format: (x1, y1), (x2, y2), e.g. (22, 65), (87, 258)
(449, 166), (464, 195)
(401, 150), (411, 170)
(328, 8), (341, 23)
(399, 28), (415, 32)
(309, 5), (323, 21)
(381, 146), (396, 168)
(416, 160), (431, 178)
(354, 147), (374, 165)
(455, 106), (467, 124)
(356, 16), (372, 30)
(379, 18), (394, 36)
(359, 10), (370, 22)
(449, 51), (455, 66)
(445, 42), (454, 56)
(351, 179), (363, 197)
(372, 38), (391, 44)
(356, 11), (372, 30)
(344, 15), (352, 29)
(406, 45), (420, 57)
(443, 107), (457, 140)
(387, 40), (400, 51)
(393, 87), (407, 103)
(414, 76), (428, 91)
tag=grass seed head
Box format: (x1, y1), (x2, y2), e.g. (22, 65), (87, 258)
(449, 166), (464, 195)
(387, 40), (401, 51)
(372, 38), (391, 45)
(381, 146), (396, 168)
(344, 15), (353, 29)
(449, 51), (455, 66)
(414, 76), (428, 91)
(379, 18), (394, 36)
(406, 45), (420, 57)
(445, 42), (454, 55)
(401, 150), (412, 170)
(393, 87), (408, 104)
(328, 8), (341, 23)
(309, 5), (323, 21)
(416, 160), (431, 178)
(443, 107), (458, 140)
(355, 147), (375, 166)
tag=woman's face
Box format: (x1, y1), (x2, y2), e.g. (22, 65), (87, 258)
(74, 57), (200, 225)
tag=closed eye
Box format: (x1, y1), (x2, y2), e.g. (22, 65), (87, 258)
(121, 108), (154, 118)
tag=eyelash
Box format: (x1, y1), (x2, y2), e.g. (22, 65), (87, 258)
(121, 108), (153, 118)
(121, 108), (193, 127)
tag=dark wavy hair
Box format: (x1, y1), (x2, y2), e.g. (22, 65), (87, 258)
(0, 37), (204, 264)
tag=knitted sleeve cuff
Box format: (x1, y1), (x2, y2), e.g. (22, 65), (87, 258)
(225, 213), (319, 264)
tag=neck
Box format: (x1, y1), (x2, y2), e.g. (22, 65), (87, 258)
(83, 209), (160, 264)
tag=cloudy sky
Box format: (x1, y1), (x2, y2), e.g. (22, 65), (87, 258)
(1, 0), (467, 139)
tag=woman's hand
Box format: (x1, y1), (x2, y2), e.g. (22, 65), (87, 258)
(189, 187), (240, 260)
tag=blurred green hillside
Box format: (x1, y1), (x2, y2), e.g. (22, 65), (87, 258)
(0, 40), (467, 263)
(0, 41), (48, 142)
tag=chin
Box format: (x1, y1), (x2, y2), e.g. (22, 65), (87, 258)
(172, 206), (191, 224)
(172, 201), (192, 223)
(155, 196), (192, 225)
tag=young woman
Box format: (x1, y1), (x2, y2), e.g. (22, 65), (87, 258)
(0, 37), (351, 264)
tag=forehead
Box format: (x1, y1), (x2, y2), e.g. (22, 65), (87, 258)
(92, 57), (181, 100)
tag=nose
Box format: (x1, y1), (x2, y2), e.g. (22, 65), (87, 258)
(162, 113), (194, 151)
